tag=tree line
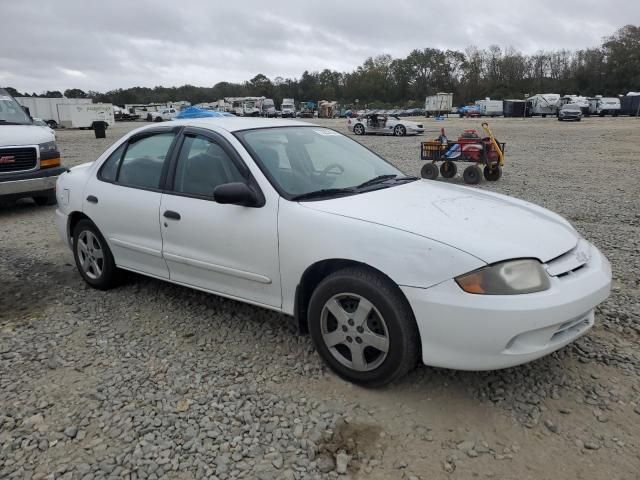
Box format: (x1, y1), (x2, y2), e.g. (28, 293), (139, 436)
(6, 25), (639, 109)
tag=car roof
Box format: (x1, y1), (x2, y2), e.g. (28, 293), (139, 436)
(162, 117), (315, 133)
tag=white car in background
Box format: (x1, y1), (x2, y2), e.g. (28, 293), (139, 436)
(348, 113), (424, 136)
(55, 118), (611, 386)
(32, 117), (56, 137)
(147, 108), (177, 122)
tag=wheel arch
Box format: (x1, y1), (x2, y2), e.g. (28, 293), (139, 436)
(67, 211), (93, 245)
(293, 258), (411, 335)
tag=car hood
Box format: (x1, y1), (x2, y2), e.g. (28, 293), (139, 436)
(0, 124), (55, 146)
(300, 180), (578, 264)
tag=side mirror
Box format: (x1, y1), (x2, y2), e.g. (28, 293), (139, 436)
(213, 182), (259, 207)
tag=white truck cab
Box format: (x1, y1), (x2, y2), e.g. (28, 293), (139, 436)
(0, 89), (64, 205)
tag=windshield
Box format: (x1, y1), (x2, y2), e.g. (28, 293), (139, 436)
(0, 90), (33, 125)
(236, 126), (404, 199)
(282, 104), (293, 109)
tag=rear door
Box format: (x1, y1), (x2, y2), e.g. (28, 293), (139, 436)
(83, 128), (179, 278)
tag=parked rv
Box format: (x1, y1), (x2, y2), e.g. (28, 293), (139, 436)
(15, 96), (93, 128)
(281, 99), (295, 118)
(476, 99), (503, 117)
(526, 94), (560, 117)
(425, 93), (453, 117)
(588, 96), (621, 116)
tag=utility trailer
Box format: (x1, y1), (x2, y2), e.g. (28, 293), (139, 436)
(476, 98), (503, 117)
(424, 93), (453, 117)
(56, 103), (115, 129)
(15, 96), (92, 128)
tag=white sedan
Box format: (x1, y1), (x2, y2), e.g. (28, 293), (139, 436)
(55, 118), (611, 386)
(347, 114), (424, 136)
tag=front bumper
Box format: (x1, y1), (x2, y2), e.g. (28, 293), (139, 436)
(402, 245), (611, 370)
(0, 166), (66, 197)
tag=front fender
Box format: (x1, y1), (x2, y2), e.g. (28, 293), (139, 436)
(278, 200), (485, 315)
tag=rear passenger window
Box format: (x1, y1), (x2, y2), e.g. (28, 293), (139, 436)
(117, 133), (175, 189)
(99, 143), (126, 182)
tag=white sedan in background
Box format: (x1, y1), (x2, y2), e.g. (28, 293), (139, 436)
(347, 113), (424, 136)
(55, 118), (611, 386)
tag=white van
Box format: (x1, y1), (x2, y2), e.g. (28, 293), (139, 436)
(0, 89), (64, 205)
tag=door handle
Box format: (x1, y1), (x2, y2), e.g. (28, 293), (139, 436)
(86, 195), (98, 204)
(163, 210), (181, 220)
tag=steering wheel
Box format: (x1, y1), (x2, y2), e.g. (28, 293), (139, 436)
(319, 163), (344, 179)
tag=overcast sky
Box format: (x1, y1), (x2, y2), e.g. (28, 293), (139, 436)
(1, 0), (638, 93)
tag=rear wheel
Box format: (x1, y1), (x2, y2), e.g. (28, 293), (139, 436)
(420, 163), (439, 180)
(72, 219), (118, 290)
(308, 266), (419, 387)
(463, 165), (482, 184)
(483, 165), (502, 181)
(440, 161), (457, 178)
(33, 189), (57, 206)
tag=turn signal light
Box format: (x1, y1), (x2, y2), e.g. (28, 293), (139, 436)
(41, 157), (61, 168)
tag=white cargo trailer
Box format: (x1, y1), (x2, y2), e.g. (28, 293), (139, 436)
(15, 96), (92, 128)
(424, 93), (453, 117)
(475, 98), (503, 117)
(57, 103), (115, 129)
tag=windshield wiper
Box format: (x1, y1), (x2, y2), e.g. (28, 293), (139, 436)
(291, 188), (356, 201)
(355, 174), (398, 189)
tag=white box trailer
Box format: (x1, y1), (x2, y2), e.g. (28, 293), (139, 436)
(15, 96), (92, 127)
(526, 93), (560, 117)
(57, 103), (115, 128)
(476, 98), (503, 117)
(424, 93), (453, 117)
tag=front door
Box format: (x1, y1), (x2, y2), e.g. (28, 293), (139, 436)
(159, 129), (281, 308)
(83, 129), (178, 278)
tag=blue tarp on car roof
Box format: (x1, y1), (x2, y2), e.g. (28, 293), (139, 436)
(175, 107), (234, 119)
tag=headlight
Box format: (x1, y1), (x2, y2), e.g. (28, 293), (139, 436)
(39, 141), (58, 153)
(455, 259), (550, 295)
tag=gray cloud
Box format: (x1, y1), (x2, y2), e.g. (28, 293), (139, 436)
(1, 0), (638, 93)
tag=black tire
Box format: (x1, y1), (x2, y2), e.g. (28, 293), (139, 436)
(154, 116), (163, 122)
(483, 165), (502, 181)
(353, 123), (365, 135)
(440, 161), (457, 178)
(393, 125), (406, 136)
(463, 165), (482, 184)
(33, 189), (57, 206)
(146, 113), (152, 121)
(542, 114), (547, 118)
(45, 120), (58, 129)
(558, 116), (562, 121)
(72, 219), (118, 290)
(420, 163), (439, 180)
(308, 266), (419, 387)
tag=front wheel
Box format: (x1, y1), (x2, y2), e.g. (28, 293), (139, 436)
(420, 163), (439, 180)
(308, 267), (419, 387)
(393, 125), (406, 136)
(73, 219), (119, 290)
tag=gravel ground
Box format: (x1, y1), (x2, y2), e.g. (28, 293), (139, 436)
(1, 117), (639, 479)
